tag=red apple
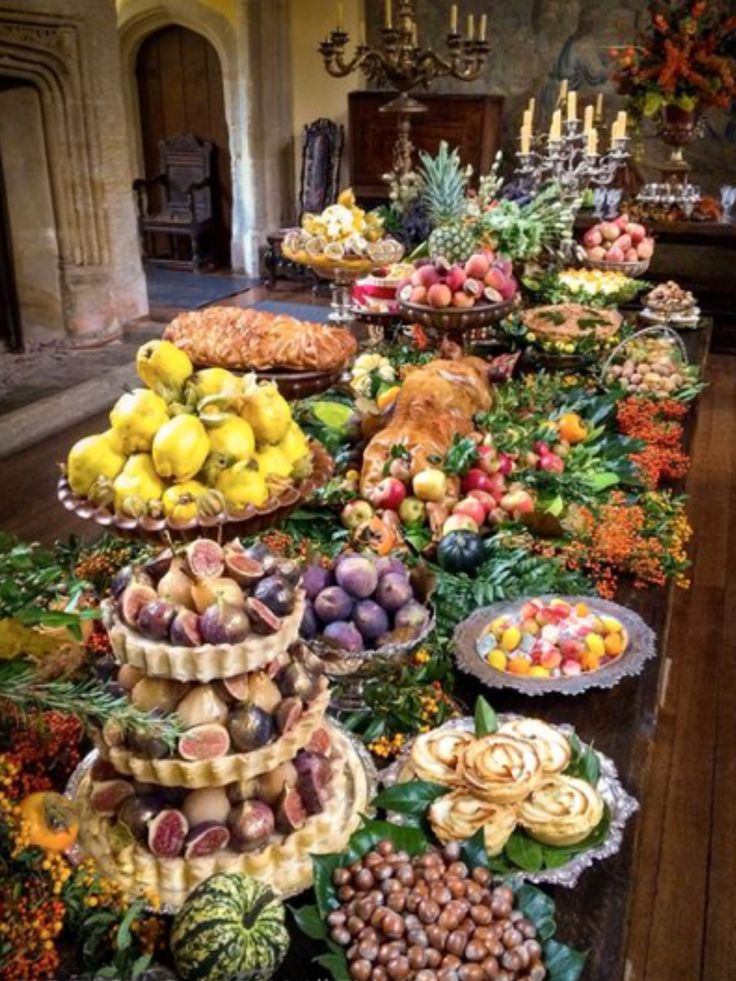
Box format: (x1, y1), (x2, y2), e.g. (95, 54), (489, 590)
(442, 514), (479, 537)
(476, 444), (497, 474)
(538, 453), (565, 474)
(496, 452), (515, 476)
(606, 246), (625, 263)
(453, 497), (486, 526)
(637, 237), (654, 260)
(369, 476), (407, 510)
(341, 499), (375, 529)
(462, 468), (493, 494)
(500, 489), (535, 516)
(614, 233), (632, 252)
(412, 468), (448, 502)
(486, 472), (507, 497)
(468, 489), (496, 514)
(486, 506), (509, 526)
(399, 495), (426, 526)
(614, 213), (630, 228)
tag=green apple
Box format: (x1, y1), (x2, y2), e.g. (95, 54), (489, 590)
(341, 499), (374, 529)
(412, 467), (448, 502)
(399, 495), (426, 525)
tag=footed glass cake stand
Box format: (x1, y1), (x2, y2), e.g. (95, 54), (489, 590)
(282, 233), (404, 324)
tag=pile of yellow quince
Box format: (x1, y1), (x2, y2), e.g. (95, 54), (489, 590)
(301, 188), (384, 249)
(65, 340), (312, 521)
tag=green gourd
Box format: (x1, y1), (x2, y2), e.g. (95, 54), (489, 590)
(437, 530), (486, 574)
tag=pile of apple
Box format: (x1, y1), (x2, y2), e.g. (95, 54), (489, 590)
(397, 251), (518, 310)
(582, 214), (654, 265)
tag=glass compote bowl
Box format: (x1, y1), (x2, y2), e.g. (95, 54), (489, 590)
(282, 231), (404, 324)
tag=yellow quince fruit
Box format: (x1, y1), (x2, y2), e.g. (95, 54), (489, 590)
(162, 479), (208, 523)
(277, 422), (310, 465)
(216, 462), (269, 509)
(206, 416), (256, 464)
(337, 188), (356, 208)
(184, 367), (242, 412)
(240, 382), (291, 444)
(113, 453), (165, 516)
(109, 388), (169, 454)
(255, 445), (292, 479)
(152, 415), (209, 482)
(136, 340), (193, 401)
(66, 431), (126, 497)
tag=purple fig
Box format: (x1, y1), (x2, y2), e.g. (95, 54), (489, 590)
(314, 586), (353, 623)
(117, 794), (163, 842)
(300, 600), (318, 640)
(184, 821), (230, 858)
(245, 597), (282, 635)
(322, 620), (364, 653)
(228, 705), (274, 752)
(120, 583), (158, 627)
(353, 600), (390, 642)
(394, 599), (430, 631)
(335, 556), (379, 599)
(275, 697), (303, 734)
(186, 539), (225, 579)
(199, 603), (250, 644)
(169, 608), (203, 647)
(90, 779), (134, 816)
(302, 564), (333, 600)
(253, 576), (295, 616)
(227, 800), (275, 852)
(294, 752), (332, 814)
(137, 599), (177, 640)
(274, 557), (302, 586)
(143, 548), (173, 582)
(375, 572), (413, 612)
(276, 663), (320, 701)
(148, 809), (188, 857)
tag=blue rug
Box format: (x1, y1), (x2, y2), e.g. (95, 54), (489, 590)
(146, 267), (260, 309)
(252, 300), (329, 323)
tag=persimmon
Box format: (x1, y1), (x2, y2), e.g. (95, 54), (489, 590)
(19, 791), (79, 853)
(352, 515), (398, 556)
(557, 412), (587, 444)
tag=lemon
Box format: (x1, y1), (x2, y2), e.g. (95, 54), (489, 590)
(113, 454), (165, 515)
(66, 432), (126, 497)
(216, 462), (269, 509)
(162, 480), (208, 523)
(255, 445), (292, 479)
(529, 666), (550, 678)
(152, 415), (209, 482)
(136, 340), (193, 401)
(501, 626), (521, 652)
(207, 415), (256, 463)
(241, 382), (291, 444)
(487, 649), (507, 671)
(109, 388), (169, 454)
(585, 633), (605, 658)
(277, 422), (310, 465)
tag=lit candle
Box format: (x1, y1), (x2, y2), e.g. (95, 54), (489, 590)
(359, 20), (366, 45)
(450, 3), (458, 34)
(384, 0), (392, 29)
(583, 104), (594, 133)
(595, 92), (604, 121)
(617, 110), (628, 137)
(587, 128), (598, 155)
(479, 14), (487, 41)
(559, 79), (568, 104)
(550, 109), (562, 141)
(467, 14), (475, 40)
(522, 109), (532, 130)
(521, 127), (531, 154)
(528, 97), (536, 120)
(611, 119), (620, 142)
(567, 90), (577, 121)
(411, 22), (418, 46)
(337, 2), (344, 30)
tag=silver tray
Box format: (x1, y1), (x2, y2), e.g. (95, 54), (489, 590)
(65, 720), (379, 912)
(453, 596), (657, 697)
(381, 714), (638, 888)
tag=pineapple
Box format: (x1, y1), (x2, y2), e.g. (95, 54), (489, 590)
(419, 141), (476, 262)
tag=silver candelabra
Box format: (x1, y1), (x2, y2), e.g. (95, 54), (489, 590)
(515, 119), (630, 203)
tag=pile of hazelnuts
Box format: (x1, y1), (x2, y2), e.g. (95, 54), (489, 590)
(328, 839), (547, 981)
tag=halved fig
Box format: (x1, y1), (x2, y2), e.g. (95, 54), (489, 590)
(184, 821), (230, 858)
(120, 583), (158, 627)
(143, 548), (174, 582)
(305, 726), (331, 756)
(275, 787), (307, 832)
(224, 549), (264, 587)
(222, 673), (250, 701)
(90, 779), (135, 816)
(186, 539), (225, 580)
(169, 608), (203, 647)
(294, 752), (332, 815)
(275, 697), (302, 735)
(147, 808), (188, 857)
(178, 723), (230, 761)
(245, 596), (282, 636)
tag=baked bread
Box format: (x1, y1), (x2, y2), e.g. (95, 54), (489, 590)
(164, 307), (357, 372)
(521, 304), (622, 342)
(407, 729), (474, 786)
(498, 718), (572, 775)
(429, 789), (517, 848)
(518, 774), (604, 846)
(460, 733), (543, 804)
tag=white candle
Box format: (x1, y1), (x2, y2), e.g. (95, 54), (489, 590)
(411, 22), (418, 46)
(384, 0), (392, 29)
(359, 20), (366, 45)
(522, 109), (532, 130)
(617, 110), (628, 137)
(450, 3), (458, 34)
(587, 128), (598, 155)
(479, 14), (487, 41)
(467, 14), (475, 40)
(559, 79), (568, 104)
(521, 127), (531, 154)
(567, 90), (577, 121)
(583, 104), (594, 133)
(611, 119), (620, 142)
(337, 2), (344, 30)
(550, 109), (562, 141)
(595, 92), (604, 121)
(528, 97), (536, 120)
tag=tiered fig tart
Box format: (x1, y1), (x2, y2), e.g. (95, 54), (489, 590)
(71, 538), (373, 908)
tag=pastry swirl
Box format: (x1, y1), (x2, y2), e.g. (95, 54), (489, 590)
(428, 789), (517, 849)
(460, 734), (542, 804)
(498, 719), (572, 775)
(519, 774), (604, 846)
(409, 730), (474, 787)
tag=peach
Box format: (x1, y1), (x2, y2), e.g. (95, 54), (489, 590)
(409, 285), (428, 304)
(464, 253), (490, 279)
(637, 237), (654, 260)
(416, 264), (441, 288)
(445, 265), (466, 292)
(614, 233), (632, 252)
(484, 267), (507, 291)
(539, 649), (562, 669)
(452, 290), (474, 308)
(615, 213), (630, 228)
(626, 222), (646, 244)
(587, 245), (606, 261)
(427, 282), (452, 308)
(606, 246), (625, 262)
(583, 227), (603, 248)
(499, 275), (518, 300)
(625, 248), (639, 263)
(409, 269), (424, 287)
(600, 221), (620, 242)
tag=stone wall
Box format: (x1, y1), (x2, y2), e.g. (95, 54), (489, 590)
(0, 0), (148, 340)
(365, 0), (736, 196)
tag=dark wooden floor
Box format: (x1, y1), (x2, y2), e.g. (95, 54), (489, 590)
(0, 331), (733, 981)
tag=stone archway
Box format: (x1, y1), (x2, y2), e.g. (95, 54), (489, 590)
(0, 6), (147, 339)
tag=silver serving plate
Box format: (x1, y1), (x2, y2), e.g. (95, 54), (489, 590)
(381, 714), (638, 888)
(453, 596), (657, 697)
(65, 721), (379, 912)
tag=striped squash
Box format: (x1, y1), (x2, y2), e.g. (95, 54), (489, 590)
(171, 872), (289, 981)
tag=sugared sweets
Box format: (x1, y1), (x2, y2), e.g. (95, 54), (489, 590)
(329, 839), (547, 981)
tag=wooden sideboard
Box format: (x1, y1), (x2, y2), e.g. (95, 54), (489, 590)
(348, 90), (503, 202)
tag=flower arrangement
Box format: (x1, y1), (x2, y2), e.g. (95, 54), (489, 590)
(611, 1), (736, 115)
